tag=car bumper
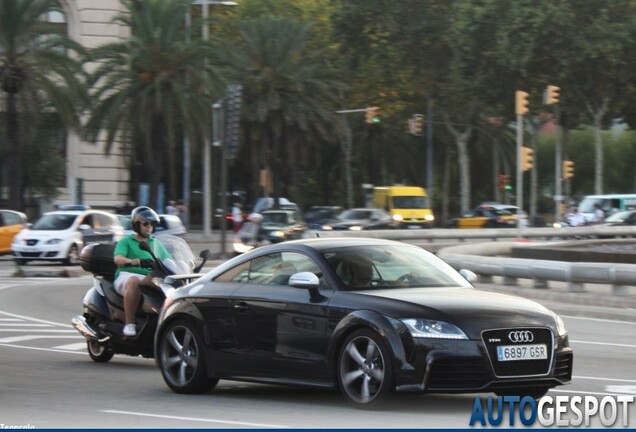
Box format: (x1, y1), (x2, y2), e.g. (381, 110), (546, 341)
(394, 332), (572, 394)
(12, 243), (72, 261)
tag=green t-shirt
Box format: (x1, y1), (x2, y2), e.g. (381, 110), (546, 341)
(113, 235), (170, 279)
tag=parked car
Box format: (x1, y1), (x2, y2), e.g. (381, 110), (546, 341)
(323, 208), (396, 231)
(259, 209), (307, 243)
(118, 214), (187, 238)
(304, 205), (344, 230)
(155, 238), (572, 407)
(480, 202), (529, 227)
(0, 210), (28, 254)
(12, 208), (123, 265)
(602, 210), (636, 226)
(449, 205), (518, 229)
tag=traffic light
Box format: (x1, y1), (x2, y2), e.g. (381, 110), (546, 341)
(545, 85), (560, 105)
(498, 174), (511, 191)
(413, 114), (424, 135)
(515, 90), (529, 115)
(562, 160), (575, 179)
(365, 106), (380, 124)
(521, 146), (534, 171)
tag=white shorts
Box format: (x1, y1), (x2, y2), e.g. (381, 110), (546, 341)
(113, 272), (146, 296)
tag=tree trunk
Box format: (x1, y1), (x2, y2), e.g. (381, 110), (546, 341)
(6, 92), (23, 210)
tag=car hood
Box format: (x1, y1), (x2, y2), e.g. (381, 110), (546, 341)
(15, 229), (75, 240)
(356, 287), (557, 337)
(332, 219), (370, 226)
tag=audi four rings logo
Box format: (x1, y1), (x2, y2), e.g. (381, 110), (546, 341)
(508, 330), (534, 343)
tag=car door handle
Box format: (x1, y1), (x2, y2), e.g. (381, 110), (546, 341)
(233, 302), (249, 313)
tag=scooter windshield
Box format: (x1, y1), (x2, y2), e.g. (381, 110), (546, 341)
(153, 234), (196, 275)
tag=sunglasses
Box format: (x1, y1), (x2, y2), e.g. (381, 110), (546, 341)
(141, 222), (156, 227)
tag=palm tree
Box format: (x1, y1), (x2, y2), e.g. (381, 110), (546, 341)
(217, 16), (346, 207)
(84, 0), (225, 207)
(0, 0), (86, 211)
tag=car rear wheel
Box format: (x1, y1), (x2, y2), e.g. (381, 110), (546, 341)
(158, 319), (218, 394)
(337, 328), (394, 409)
(87, 340), (114, 363)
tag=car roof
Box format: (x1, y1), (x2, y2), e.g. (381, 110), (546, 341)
(250, 237), (409, 252)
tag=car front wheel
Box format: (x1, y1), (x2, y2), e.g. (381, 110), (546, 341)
(337, 328), (394, 409)
(158, 319), (218, 394)
(64, 244), (80, 265)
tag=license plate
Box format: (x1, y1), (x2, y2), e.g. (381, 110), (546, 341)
(497, 344), (547, 361)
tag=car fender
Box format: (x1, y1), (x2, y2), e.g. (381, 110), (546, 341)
(328, 309), (414, 372)
(154, 300), (206, 360)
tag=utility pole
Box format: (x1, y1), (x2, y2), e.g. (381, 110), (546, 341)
(515, 90), (529, 230)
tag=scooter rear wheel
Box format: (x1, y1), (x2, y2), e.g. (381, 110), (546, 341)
(87, 340), (114, 362)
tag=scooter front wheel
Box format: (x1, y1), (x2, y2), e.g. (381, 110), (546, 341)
(87, 339), (114, 362)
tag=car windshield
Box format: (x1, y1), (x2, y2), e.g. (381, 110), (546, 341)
(118, 216), (132, 230)
(31, 214), (77, 231)
(392, 196), (428, 209)
(262, 213), (291, 226)
(578, 197), (606, 213)
(323, 244), (472, 290)
(340, 209), (372, 220)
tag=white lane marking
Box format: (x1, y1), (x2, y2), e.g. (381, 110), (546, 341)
(551, 389), (634, 397)
(605, 385), (636, 395)
(574, 376), (636, 384)
(0, 318), (22, 322)
(101, 410), (289, 429)
(0, 323), (52, 327)
(0, 342), (88, 355)
(0, 335), (81, 343)
(53, 342), (87, 350)
(570, 340), (636, 349)
(0, 310), (72, 328)
(0, 329), (77, 333)
(562, 315), (636, 326)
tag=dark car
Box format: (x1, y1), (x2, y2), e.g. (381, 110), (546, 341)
(449, 205), (518, 228)
(259, 209), (307, 243)
(323, 208), (396, 231)
(304, 205), (344, 230)
(603, 210), (636, 226)
(155, 238), (572, 408)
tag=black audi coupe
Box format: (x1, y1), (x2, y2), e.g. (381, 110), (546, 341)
(154, 238), (572, 408)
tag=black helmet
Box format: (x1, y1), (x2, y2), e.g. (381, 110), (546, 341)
(131, 206), (160, 235)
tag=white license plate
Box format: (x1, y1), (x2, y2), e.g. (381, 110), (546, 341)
(497, 344), (547, 361)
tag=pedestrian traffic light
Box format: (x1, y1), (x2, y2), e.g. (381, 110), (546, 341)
(562, 160), (575, 179)
(515, 90), (529, 115)
(413, 114), (424, 135)
(545, 85), (560, 105)
(521, 146), (534, 171)
(365, 106), (380, 124)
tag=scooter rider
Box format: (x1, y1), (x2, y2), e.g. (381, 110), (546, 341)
(113, 206), (169, 337)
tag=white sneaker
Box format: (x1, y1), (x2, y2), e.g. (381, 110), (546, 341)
(123, 324), (136, 336)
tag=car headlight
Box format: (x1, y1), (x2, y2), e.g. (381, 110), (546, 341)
(271, 230), (285, 238)
(46, 239), (62, 245)
(555, 313), (567, 336)
(349, 226), (363, 231)
(425, 215), (435, 221)
(321, 225), (333, 231)
(393, 214), (403, 222)
(401, 319), (468, 339)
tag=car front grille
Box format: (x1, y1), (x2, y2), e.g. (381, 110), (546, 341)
(554, 351), (573, 380)
(482, 328), (553, 377)
(18, 252), (42, 258)
(26, 239), (39, 246)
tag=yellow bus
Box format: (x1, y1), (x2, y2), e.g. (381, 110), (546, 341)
(371, 186), (435, 228)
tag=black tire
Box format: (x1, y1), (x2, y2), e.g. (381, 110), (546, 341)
(496, 387), (550, 400)
(337, 328), (394, 409)
(87, 340), (114, 363)
(63, 244), (80, 265)
(158, 319), (218, 394)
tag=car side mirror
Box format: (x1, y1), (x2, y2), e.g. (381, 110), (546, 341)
(459, 269), (477, 283)
(78, 224), (91, 231)
(289, 272), (320, 288)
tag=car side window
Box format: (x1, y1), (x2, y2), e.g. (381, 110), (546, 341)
(214, 260), (251, 283)
(247, 252), (322, 286)
(96, 214), (112, 228)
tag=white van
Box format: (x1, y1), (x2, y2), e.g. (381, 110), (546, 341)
(577, 194), (636, 223)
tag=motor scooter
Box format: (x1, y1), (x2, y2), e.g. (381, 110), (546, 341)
(71, 234), (210, 362)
